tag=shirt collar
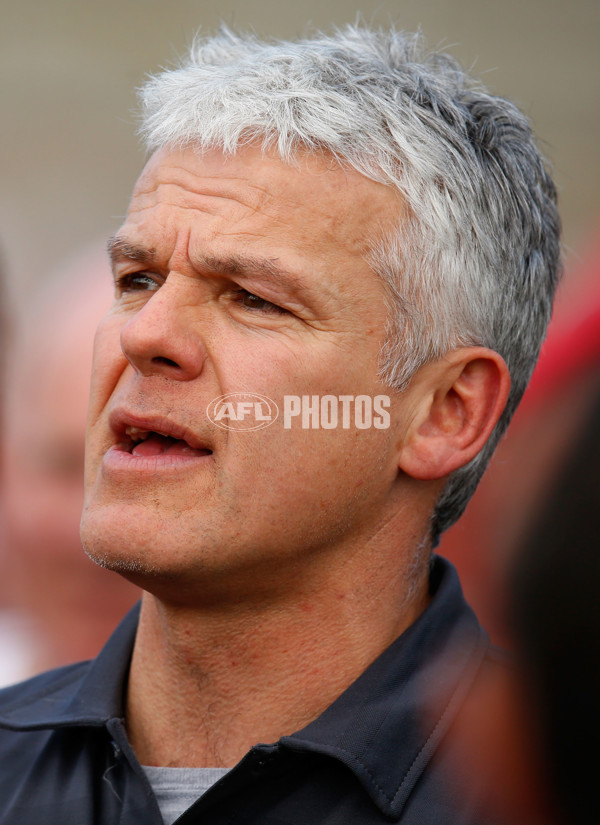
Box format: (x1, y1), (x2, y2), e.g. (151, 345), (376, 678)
(0, 557), (488, 819)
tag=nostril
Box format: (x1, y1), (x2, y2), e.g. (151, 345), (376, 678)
(152, 356), (179, 367)
(120, 307), (205, 379)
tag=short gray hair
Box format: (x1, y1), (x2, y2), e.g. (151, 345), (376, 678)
(139, 25), (561, 542)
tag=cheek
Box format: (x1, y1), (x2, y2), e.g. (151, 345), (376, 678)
(212, 336), (354, 404)
(222, 422), (395, 523)
(87, 314), (129, 422)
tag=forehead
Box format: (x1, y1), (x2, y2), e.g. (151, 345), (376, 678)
(122, 144), (404, 271)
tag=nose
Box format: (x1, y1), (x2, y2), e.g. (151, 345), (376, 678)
(120, 280), (206, 380)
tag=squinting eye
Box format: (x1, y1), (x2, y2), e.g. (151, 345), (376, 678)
(235, 288), (287, 314)
(116, 273), (160, 293)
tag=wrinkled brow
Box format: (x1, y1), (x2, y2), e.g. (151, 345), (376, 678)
(106, 239), (306, 295)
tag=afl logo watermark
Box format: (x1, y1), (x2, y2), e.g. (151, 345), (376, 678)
(207, 393), (279, 431)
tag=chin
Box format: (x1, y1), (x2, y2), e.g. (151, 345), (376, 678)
(82, 538), (163, 594)
(80, 504), (226, 597)
(84, 544), (160, 578)
(80, 504), (167, 581)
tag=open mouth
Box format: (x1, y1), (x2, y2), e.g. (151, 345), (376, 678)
(124, 426), (213, 458)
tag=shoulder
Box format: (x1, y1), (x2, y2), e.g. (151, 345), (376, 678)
(0, 663), (119, 825)
(0, 664), (93, 809)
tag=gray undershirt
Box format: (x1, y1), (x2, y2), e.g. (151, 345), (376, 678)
(142, 765), (230, 825)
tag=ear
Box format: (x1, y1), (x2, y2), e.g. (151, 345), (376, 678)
(397, 347), (511, 480)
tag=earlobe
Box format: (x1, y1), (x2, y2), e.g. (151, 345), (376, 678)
(397, 348), (511, 480)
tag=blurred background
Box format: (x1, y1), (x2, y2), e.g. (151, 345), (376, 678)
(0, 0), (598, 668)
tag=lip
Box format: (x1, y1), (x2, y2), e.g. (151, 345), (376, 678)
(109, 409), (210, 451)
(103, 408), (214, 476)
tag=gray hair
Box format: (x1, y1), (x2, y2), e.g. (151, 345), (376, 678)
(139, 25), (561, 542)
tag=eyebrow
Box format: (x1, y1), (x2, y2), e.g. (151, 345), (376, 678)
(107, 236), (157, 267)
(107, 235), (306, 297)
(196, 253), (304, 294)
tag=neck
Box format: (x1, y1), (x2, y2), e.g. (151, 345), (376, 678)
(126, 531), (431, 768)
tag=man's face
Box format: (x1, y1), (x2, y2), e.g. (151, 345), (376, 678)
(81, 145), (410, 598)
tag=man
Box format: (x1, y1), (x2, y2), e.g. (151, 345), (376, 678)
(0, 26), (560, 824)
(0, 247), (139, 686)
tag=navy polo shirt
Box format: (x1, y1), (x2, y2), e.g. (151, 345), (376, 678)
(0, 557), (508, 824)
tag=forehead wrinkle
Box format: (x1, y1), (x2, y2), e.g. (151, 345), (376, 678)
(134, 164), (272, 216)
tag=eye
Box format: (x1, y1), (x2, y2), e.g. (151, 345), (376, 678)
(233, 287), (287, 315)
(115, 272), (160, 294)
